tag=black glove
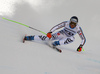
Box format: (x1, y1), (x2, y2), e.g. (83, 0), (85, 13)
(77, 45), (83, 52)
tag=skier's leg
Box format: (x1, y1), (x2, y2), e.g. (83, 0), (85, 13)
(52, 37), (75, 46)
(24, 35), (49, 41)
(48, 31), (66, 47)
(34, 35), (49, 41)
(59, 37), (75, 45)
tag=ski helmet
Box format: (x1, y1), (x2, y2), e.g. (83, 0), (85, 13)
(70, 16), (78, 23)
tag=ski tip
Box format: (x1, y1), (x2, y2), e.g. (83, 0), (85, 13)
(23, 38), (25, 43)
(23, 34), (27, 43)
(59, 50), (62, 53)
(57, 48), (62, 53)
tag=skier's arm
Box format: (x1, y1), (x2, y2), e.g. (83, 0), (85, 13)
(77, 27), (86, 52)
(47, 22), (66, 38)
(77, 27), (86, 46)
(49, 21), (66, 32)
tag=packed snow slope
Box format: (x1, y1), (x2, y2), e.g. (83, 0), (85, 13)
(0, 0), (100, 74)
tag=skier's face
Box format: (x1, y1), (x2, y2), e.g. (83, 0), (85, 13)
(70, 22), (77, 29)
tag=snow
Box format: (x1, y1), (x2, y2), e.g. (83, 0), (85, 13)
(0, 0), (100, 74)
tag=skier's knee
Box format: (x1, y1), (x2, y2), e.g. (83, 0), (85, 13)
(64, 37), (74, 44)
(52, 41), (60, 46)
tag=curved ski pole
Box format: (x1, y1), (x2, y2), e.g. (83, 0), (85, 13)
(2, 17), (47, 35)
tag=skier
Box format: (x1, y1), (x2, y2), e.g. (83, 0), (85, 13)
(24, 16), (86, 52)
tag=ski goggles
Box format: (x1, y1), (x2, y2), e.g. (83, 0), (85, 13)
(70, 21), (77, 27)
(70, 19), (78, 23)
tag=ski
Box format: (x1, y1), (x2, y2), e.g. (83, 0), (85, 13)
(23, 37), (25, 43)
(48, 45), (62, 53)
(23, 35), (27, 43)
(47, 41), (62, 53)
(54, 47), (62, 53)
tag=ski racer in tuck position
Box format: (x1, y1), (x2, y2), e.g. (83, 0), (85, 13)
(24, 16), (86, 52)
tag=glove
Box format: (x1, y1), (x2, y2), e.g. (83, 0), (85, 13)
(47, 32), (52, 38)
(77, 45), (83, 52)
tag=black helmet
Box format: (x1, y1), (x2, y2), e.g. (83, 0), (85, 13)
(70, 16), (78, 23)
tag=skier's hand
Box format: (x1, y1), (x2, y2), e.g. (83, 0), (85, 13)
(47, 32), (52, 38)
(77, 45), (83, 52)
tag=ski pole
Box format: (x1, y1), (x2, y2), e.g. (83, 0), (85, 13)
(2, 17), (47, 35)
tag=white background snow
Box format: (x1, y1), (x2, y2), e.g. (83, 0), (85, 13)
(0, 0), (100, 74)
